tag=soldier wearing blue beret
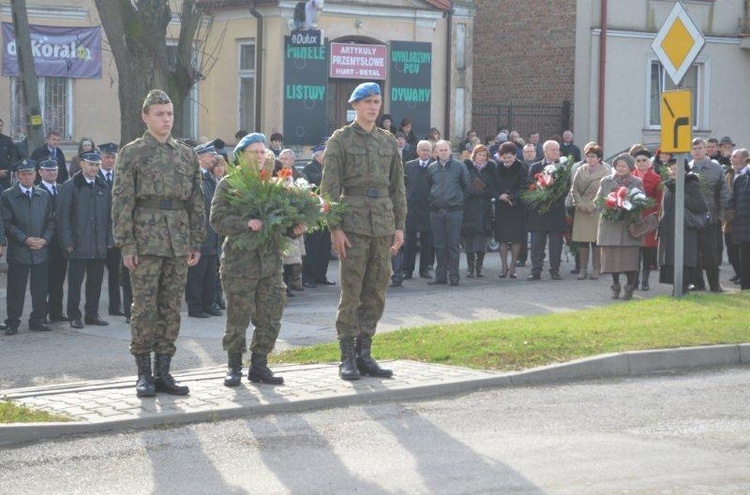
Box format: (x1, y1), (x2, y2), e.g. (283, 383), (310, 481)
(320, 82), (407, 380)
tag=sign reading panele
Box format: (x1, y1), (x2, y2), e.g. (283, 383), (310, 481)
(283, 38), (328, 145)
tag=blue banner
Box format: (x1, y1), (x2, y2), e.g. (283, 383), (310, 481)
(2, 23), (102, 79)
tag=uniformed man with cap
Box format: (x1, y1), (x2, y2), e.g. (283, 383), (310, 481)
(37, 158), (68, 322)
(57, 151), (112, 329)
(302, 142), (334, 288)
(1, 158), (56, 335)
(185, 142), (221, 319)
(98, 142), (128, 318)
(320, 82), (407, 380)
(111, 89), (206, 398)
(211, 133), (306, 387)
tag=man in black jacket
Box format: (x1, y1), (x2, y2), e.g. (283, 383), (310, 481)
(57, 151), (112, 328)
(427, 140), (470, 286)
(185, 143), (221, 318)
(302, 143), (334, 287)
(37, 158), (67, 322)
(31, 130), (69, 184)
(403, 140), (435, 279)
(2, 159), (55, 335)
(98, 142), (126, 317)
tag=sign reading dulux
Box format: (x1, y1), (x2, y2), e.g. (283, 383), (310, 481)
(329, 42), (386, 80)
(2, 23), (102, 79)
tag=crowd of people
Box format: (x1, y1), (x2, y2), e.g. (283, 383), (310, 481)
(1, 86), (749, 396)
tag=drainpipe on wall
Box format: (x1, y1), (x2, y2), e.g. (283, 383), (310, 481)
(444, 2), (453, 140)
(597, 0), (608, 148)
(250, 1), (263, 131)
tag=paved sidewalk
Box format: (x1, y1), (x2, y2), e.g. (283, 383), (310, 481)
(2, 344), (748, 447)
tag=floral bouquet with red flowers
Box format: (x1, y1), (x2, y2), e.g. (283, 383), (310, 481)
(521, 156), (573, 213)
(220, 154), (344, 252)
(596, 185), (654, 223)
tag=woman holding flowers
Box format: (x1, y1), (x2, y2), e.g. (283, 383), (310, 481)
(632, 149), (663, 290)
(571, 144), (609, 280)
(210, 133), (308, 387)
(594, 153), (646, 300)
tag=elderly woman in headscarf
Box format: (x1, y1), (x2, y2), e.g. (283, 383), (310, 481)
(593, 153), (644, 300)
(461, 144), (497, 278)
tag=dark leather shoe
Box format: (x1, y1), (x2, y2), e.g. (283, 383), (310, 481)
(5, 325), (18, 336)
(125, 317), (131, 324)
(449, 280), (460, 286)
(0, 323), (6, 331)
(318, 279), (336, 286)
(188, 311), (210, 318)
(85, 316), (109, 326)
(402, 273), (413, 280)
(70, 319), (84, 329)
(204, 307), (223, 316)
(527, 273), (541, 281)
(109, 310), (125, 316)
(48, 314), (68, 322)
(302, 281), (318, 289)
(550, 272), (562, 280)
(29, 322), (51, 332)
(390, 280), (402, 288)
(216, 299), (226, 309)
(515, 260), (526, 267)
(419, 271), (433, 279)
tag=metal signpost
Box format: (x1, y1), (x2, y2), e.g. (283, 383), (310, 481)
(651, 1), (705, 297)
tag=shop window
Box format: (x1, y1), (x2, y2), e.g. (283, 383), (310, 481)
(10, 77), (72, 140)
(238, 40), (256, 131)
(647, 58), (705, 129)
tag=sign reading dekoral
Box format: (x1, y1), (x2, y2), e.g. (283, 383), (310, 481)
(329, 42), (386, 80)
(2, 23), (102, 79)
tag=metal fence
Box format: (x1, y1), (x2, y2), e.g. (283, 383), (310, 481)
(472, 101), (571, 143)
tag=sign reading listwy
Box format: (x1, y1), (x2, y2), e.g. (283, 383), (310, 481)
(660, 90), (692, 153)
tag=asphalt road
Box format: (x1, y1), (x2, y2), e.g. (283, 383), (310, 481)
(1, 366), (748, 494)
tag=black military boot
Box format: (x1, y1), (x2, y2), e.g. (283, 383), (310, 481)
(355, 335), (393, 378)
(153, 354), (190, 395)
(224, 352), (243, 387)
(475, 252), (485, 278)
(134, 353), (156, 398)
(339, 337), (361, 380)
(248, 353), (284, 385)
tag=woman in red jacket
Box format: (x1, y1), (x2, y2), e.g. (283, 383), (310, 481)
(632, 149), (663, 290)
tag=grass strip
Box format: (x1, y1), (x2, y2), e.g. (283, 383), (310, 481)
(0, 400), (70, 423)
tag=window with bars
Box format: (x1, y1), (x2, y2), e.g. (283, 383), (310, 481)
(647, 59), (704, 129)
(11, 77), (72, 140)
(238, 41), (256, 132)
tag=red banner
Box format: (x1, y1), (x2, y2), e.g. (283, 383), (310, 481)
(329, 42), (387, 80)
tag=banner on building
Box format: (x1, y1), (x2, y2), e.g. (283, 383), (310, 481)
(389, 41), (432, 140)
(283, 37), (328, 146)
(330, 42), (386, 80)
(2, 23), (102, 79)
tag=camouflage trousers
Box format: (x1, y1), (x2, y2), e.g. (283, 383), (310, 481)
(222, 270), (287, 355)
(335, 233), (391, 339)
(129, 255), (188, 356)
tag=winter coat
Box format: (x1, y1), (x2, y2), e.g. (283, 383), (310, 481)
(594, 174), (644, 247)
(658, 173), (707, 267)
(461, 159), (496, 235)
(730, 170), (750, 243)
(571, 163), (609, 243)
(526, 159), (568, 232)
(404, 158), (433, 232)
(633, 168), (663, 248)
(198, 170), (220, 255)
(57, 173), (113, 259)
(1, 185), (55, 264)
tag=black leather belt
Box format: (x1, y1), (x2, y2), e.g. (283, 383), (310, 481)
(343, 186), (389, 198)
(136, 198), (187, 210)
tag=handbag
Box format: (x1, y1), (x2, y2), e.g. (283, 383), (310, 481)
(627, 213), (659, 238)
(684, 210), (710, 230)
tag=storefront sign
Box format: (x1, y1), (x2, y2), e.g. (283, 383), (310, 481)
(290, 29), (322, 47)
(389, 41), (432, 139)
(330, 42), (386, 80)
(283, 37), (328, 145)
(2, 23), (101, 79)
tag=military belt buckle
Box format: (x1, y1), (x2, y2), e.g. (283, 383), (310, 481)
(366, 188), (380, 198)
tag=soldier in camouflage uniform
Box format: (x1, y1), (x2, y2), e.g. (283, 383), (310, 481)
(320, 82), (407, 380)
(210, 133), (306, 387)
(111, 90), (206, 398)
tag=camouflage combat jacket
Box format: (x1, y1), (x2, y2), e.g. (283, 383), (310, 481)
(111, 132), (206, 258)
(320, 122), (406, 236)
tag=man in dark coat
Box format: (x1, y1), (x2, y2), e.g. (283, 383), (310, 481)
(1, 158), (56, 335)
(526, 140), (568, 280)
(31, 130), (69, 184)
(0, 118), (20, 191)
(728, 158), (750, 290)
(302, 143), (334, 287)
(403, 140), (435, 279)
(57, 151), (112, 328)
(37, 158), (67, 321)
(559, 130), (581, 163)
(98, 142), (126, 317)
(185, 143), (221, 318)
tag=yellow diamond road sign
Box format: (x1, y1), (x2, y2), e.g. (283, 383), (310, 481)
(651, 2), (705, 85)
